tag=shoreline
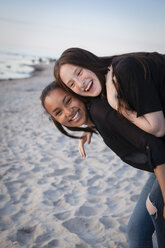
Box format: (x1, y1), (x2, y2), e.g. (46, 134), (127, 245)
(0, 62), (55, 89)
(0, 62), (52, 82)
(0, 50), (56, 82)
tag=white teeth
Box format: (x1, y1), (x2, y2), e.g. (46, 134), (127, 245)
(71, 111), (79, 121)
(85, 81), (92, 92)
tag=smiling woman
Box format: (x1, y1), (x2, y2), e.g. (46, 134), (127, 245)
(59, 64), (102, 97)
(44, 86), (90, 127)
(40, 80), (96, 139)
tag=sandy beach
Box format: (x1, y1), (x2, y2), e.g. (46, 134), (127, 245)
(0, 62), (157, 248)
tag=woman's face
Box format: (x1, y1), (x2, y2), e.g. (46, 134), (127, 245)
(59, 64), (102, 97)
(44, 88), (88, 127)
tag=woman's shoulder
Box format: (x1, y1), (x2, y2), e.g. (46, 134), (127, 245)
(113, 52), (165, 66)
(87, 97), (112, 110)
(86, 97), (113, 120)
(112, 54), (142, 72)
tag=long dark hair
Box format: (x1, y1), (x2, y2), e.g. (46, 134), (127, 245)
(110, 51), (165, 113)
(40, 80), (97, 139)
(54, 47), (115, 100)
(54, 47), (164, 113)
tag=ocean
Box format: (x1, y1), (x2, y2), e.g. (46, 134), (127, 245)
(0, 51), (53, 80)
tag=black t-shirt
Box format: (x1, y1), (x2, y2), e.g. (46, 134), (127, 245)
(86, 98), (165, 172)
(112, 53), (165, 116)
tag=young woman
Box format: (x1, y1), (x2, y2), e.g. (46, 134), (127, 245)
(41, 81), (165, 247)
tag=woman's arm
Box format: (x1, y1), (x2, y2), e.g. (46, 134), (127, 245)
(120, 110), (165, 137)
(78, 131), (92, 158)
(106, 67), (165, 137)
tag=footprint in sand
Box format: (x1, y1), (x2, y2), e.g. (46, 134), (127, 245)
(76, 205), (98, 217)
(100, 216), (118, 229)
(35, 232), (51, 244)
(0, 216), (12, 231)
(64, 192), (84, 206)
(43, 189), (61, 202)
(33, 239), (67, 248)
(63, 217), (105, 245)
(87, 175), (103, 186)
(88, 186), (103, 195)
(75, 244), (90, 248)
(54, 210), (71, 220)
(16, 225), (36, 245)
(0, 202), (17, 216)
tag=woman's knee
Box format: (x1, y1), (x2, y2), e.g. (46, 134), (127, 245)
(146, 195), (158, 216)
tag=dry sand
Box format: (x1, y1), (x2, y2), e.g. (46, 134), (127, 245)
(0, 63), (157, 248)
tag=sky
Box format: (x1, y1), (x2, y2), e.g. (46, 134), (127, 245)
(0, 0), (165, 58)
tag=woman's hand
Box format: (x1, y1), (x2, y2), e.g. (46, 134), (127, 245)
(78, 132), (92, 158)
(106, 66), (118, 110)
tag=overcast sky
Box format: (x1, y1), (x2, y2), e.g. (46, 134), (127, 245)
(0, 0), (165, 58)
